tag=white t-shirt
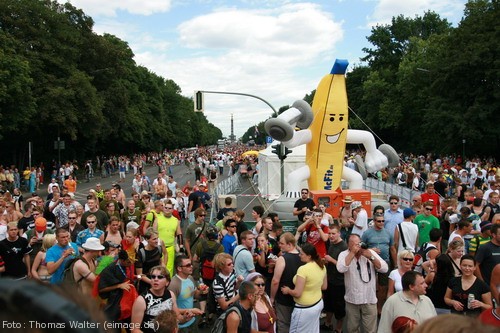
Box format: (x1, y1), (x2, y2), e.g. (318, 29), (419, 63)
(351, 209), (368, 237)
(396, 222), (419, 253)
(448, 231), (463, 244)
(388, 269), (403, 293)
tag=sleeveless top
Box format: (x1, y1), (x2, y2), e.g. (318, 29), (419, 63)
(232, 302), (252, 333)
(141, 289), (174, 333)
(275, 252), (303, 307)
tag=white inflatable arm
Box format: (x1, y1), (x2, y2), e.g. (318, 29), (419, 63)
(347, 130), (388, 173)
(283, 129), (312, 149)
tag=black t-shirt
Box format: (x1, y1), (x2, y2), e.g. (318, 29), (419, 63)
(434, 181), (447, 198)
(448, 277), (490, 317)
(136, 245), (162, 294)
(17, 216), (34, 233)
(326, 240), (348, 285)
(0, 237), (32, 278)
(188, 192), (202, 211)
(217, 207), (236, 221)
(475, 241), (500, 285)
(140, 289), (173, 333)
(293, 198), (316, 222)
(98, 263), (128, 320)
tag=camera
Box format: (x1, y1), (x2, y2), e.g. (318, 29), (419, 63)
(360, 242), (368, 250)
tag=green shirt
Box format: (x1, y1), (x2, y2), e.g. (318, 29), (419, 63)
(413, 214), (440, 245)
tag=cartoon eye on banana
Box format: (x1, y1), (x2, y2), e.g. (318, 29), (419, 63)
(264, 59), (398, 198)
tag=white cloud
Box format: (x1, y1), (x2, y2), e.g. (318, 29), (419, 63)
(367, 0), (466, 27)
(133, 3), (344, 137)
(63, 0), (172, 17)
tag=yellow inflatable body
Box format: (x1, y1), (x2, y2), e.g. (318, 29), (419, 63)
(307, 60), (349, 191)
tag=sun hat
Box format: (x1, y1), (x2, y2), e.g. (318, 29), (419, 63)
(82, 237), (105, 251)
(342, 196), (353, 204)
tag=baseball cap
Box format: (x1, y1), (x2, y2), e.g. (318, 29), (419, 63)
(403, 208), (416, 218)
(480, 221), (493, 232)
(35, 217), (47, 232)
(351, 201), (362, 210)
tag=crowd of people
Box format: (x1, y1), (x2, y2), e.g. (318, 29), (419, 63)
(0, 148), (499, 333)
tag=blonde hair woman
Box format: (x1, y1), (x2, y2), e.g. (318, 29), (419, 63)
(31, 234), (57, 282)
(387, 250), (414, 297)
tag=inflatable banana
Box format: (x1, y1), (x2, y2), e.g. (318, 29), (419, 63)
(307, 60), (349, 191)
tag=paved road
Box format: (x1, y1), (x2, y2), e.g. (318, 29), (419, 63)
(38, 163), (268, 226)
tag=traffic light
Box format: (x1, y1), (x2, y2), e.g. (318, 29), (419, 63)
(283, 146), (293, 160)
(194, 91), (204, 112)
(271, 144), (282, 159)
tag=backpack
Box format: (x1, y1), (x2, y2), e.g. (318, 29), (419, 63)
(62, 256), (89, 285)
(412, 243), (435, 273)
(140, 211), (157, 236)
(200, 241), (223, 281)
(208, 274), (232, 316)
(400, 172), (407, 182)
(210, 305), (241, 333)
(137, 244), (163, 264)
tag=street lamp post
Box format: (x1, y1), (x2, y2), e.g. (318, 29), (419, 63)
(462, 139), (466, 160)
(196, 90), (287, 194)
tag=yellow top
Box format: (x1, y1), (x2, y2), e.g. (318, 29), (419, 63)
(293, 261), (326, 306)
(157, 215), (178, 247)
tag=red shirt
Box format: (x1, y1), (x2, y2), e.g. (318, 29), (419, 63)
(421, 192), (441, 217)
(306, 224), (329, 258)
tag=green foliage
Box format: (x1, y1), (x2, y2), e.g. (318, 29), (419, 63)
(0, 0), (221, 166)
(252, 2), (498, 158)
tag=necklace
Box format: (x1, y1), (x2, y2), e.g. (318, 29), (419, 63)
(256, 299), (274, 324)
(117, 264), (127, 278)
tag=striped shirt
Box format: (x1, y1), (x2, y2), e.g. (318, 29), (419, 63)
(469, 236), (491, 254)
(212, 271), (237, 313)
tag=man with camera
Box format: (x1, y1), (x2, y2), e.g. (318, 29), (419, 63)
(337, 234), (388, 333)
(296, 209), (329, 258)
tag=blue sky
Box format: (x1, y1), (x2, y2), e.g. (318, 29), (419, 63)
(63, 0), (468, 138)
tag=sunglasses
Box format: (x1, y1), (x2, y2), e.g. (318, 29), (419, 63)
(68, 217), (77, 220)
(376, 220), (385, 223)
(150, 274), (166, 280)
(180, 263), (193, 268)
(425, 208), (433, 211)
(301, 192), (308, 194)
(226, 262), (234, 266)
(402, 258), (414, 262)
(228, 225), (237, 228)
(87, 221), (97, 224)
(255, 283), (265, 287)
(199, 214), (206, 217)
(390, 202), (398, 205)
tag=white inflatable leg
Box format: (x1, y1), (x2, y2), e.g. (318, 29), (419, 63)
(342, 165), (363, 189)
(285, 165), (310, 198)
